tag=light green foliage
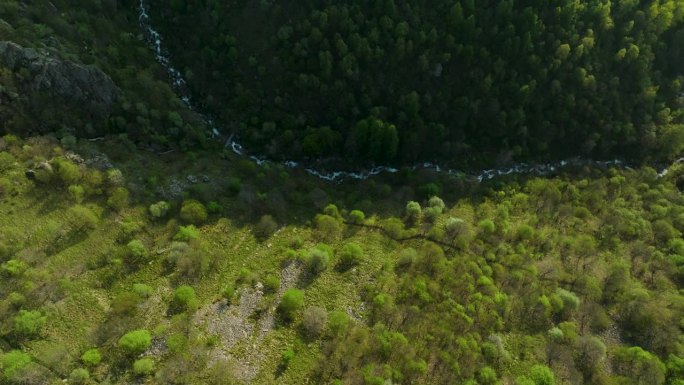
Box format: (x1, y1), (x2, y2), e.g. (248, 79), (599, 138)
(405, 201), (422, 224)
(126, 239), (149, 264)
(180, 200), (208, 224)
(348, 209), (365, 224)
(107, 187), (129, 211)
(306, 245), (331, 275)
(338, 243), (363, 270)
(118, 330), (152, 355)
(69, 368), (89, 384)
(106, 169), (124, 187)
(0, 152), (15, 171)
(172, 285), (199, 312)
(0, 177), (11, 197)
(68, 184), (85, 203)
(54, 159), (81, 185)
(149, 201), (170, 218)
(1, 350), (31, 380)
(174, 225), (200, 241)
(1, 259), (28, 277)
(279, 289), (304, 322)
(528, 364), (555, 385)
(315, 214), (342, 240)
(81, 348), (101, 367)
(613, 346), (666, 385)
(132, 284), (153, 298)
(13, 310), (46, 338)
(67, 205), (99, 231)
(133, 358), (155, 376)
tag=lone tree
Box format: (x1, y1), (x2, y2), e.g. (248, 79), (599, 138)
(278, 288), (304, 322)
(118, 329), (152, 356)
(180, 200), (208, 225)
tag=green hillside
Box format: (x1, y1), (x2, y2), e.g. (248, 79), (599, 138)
(0, 1), (683, 385)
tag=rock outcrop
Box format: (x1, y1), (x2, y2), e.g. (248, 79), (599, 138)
(0, 41), (120, 120)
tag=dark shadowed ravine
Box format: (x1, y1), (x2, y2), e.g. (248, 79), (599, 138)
(137, 0), (680, 182)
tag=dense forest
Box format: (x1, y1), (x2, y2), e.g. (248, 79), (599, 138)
(0, 0), (683, 385)
(148, 0), (684, 166)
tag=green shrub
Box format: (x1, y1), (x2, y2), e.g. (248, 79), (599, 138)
(13, 309), (46, 338)
(348, 209), (365, 224)
(107, 187), (129, 211)
(106, 168), (124, 187)
(118, 330), (152, 355)
(0, 177), (12, 197)
(0, 152), (15, 171)
(528, 364), (555, 385)
(180, 200), (208, 224)
(54, 159), (81, 185)
(132, 283), (153, 298)
(1, 259), (28, 277)
(206, 201), (222, 213)
(172, 285), (199, 312)
(69, 368), (89, 384)
(314, 214), (342, 240)
(81, 348), (102, 367)
(306, 247), (330, 275)
(126, 239), (149, 264)
(68, 184), (85, 203)
(1, 350), (32, 381)
(174, 225), (200, 241)
(67, 205), (99, 231)
(405, 201), (422, 224)
(278, 288), (304, 322)
(281, 348), (295, 367)
(223, 286), (235, 302)
(264, 275), (281, 294)
(338, 243), (363, 270)
(302, 306), (328, 338)
(149, 201), (170, 218)
(254, 214), (278, 239)
(133, 358), (155, 376)
(478, 219), (497, 235)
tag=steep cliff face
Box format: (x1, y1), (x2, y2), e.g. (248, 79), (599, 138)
(0, 41), (120, 135)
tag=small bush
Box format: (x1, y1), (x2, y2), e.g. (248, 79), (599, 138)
(118, 330), (152, 355)
(254, 215), (278, 239)
(281, 348), (295, 368)
(67, 205), (99, 231)
(302, 306), (328, 338)
(1, 259), (28, 277)
(180, 200), (208, 224)
(132, 284), (153, 298)
(338, 243), (363, 270)
(348, 209), (365, 224)
(278, 288), (304, 322)
(405, 201), (422, 224)
(0, 152), (15, 171)
(13, 309), (46, 338)
(133, 358), (155, 376)
(81, 348), (102, 367)
(306, 247), (330, 276)
(172, 285), (199, 313)
(314, 214), (342, 240)
(69, 368), (89, 384)
(54, 159), (81, 185)
(149, 201), (170, 218)
(126, 240), (149, 264)
(68, 185), (85, 203)
(174, 225), (200, 241)
(108, 187), (129, 211)
(0, 177), (11, 196)
(264, 275), (281, 294)
(223, 286), (235, 302)
(107, 168), (124, 187)
(1, 350), (32, 381)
